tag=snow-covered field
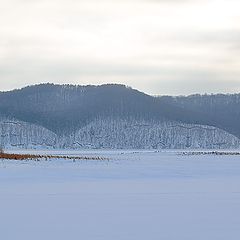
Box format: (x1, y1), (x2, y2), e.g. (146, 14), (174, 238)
(1, 150), (240, 240)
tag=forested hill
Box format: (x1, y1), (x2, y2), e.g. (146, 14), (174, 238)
(160, 94), (240, 138)
(0, 83), (198, 134)
(0, 83), (239, 140)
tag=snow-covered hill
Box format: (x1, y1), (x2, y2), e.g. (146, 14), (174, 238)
(0, 118), (57, 149)
(63, 118), (240, 149)
(1, 84), (240, 139)
(1, 117), (239, 149)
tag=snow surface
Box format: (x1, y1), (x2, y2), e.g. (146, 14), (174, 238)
(1, 150), (240, 240)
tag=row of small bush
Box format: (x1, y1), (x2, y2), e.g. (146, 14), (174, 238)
(0, 152), (107, 161)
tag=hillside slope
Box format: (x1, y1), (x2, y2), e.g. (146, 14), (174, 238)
(160, 94), (240, 138)
(1, 117), (239, 149)
(0, 84), (203, 134)
(0, 84), (239, 149)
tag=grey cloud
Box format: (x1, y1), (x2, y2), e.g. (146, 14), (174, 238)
(1, 57), (239, 95)
(0, 0), (239, 95)
(150, 30), (240, 47)
(151, 77), (240, 96)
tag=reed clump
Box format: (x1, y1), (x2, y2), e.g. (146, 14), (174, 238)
(0, 152), (107, 161)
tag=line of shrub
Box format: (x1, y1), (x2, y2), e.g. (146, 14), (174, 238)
(0, 152), (107, 161)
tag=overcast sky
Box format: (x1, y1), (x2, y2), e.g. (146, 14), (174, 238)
(0, 0), (239, 95)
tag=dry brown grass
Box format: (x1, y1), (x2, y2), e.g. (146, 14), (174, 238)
(0, 152), (108, 161)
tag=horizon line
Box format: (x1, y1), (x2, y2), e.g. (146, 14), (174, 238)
(0, 82), (239, 97)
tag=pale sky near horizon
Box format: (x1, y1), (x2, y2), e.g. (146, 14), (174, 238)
(0, 0), (239, 95)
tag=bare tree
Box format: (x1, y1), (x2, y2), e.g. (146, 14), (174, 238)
(0, 139), (4, 154)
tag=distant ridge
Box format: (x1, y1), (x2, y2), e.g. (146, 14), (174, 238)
(0, 83), (239, 149)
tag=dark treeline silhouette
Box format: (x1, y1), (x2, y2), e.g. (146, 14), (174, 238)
(0, 83), (239, 138)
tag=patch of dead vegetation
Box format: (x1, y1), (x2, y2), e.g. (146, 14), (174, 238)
(0, 152), (107, 161)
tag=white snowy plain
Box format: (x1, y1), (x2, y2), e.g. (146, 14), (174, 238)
(0, 150), (240, 240)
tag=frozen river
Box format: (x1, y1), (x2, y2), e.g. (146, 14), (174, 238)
(0, 150), (240, 240)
